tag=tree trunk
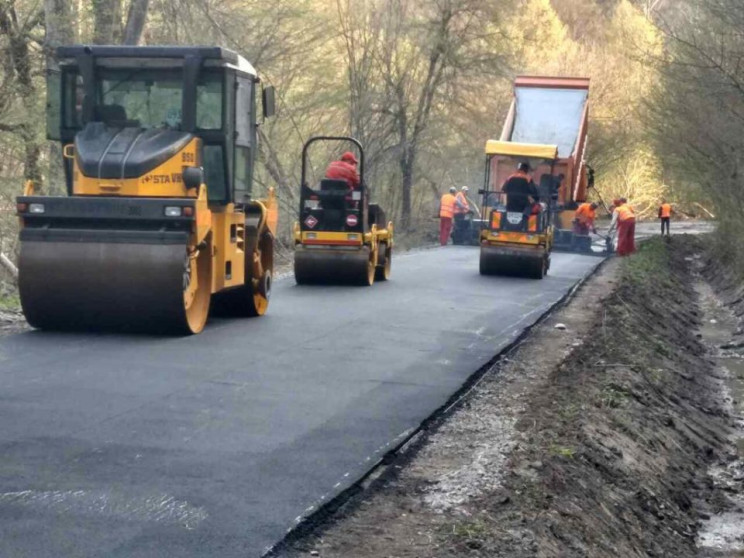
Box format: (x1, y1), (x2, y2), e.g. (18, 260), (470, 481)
(44, 0), (75, 65)
(123, 0), (150, 45)
(44, 0), (75, 194)
(0, 4), (43, 189)
(399, 148), (414, 230)
(92, 0), (122, 44)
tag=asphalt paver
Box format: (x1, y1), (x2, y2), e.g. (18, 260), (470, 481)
(0, 246), (600, 557)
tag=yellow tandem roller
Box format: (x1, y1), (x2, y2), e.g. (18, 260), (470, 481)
(478, 141), (558, 280)
(16, 45), (278, 334)
(293, 136), (393, 286)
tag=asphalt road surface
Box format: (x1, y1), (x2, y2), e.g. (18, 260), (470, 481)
(0, 246), (601, 557)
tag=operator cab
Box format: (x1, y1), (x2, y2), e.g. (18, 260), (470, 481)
(299, 137), (388, 235)
(47, 45), (275, 205)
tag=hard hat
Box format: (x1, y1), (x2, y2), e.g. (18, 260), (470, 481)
(341, 151), (358, 164)
(449, 187), (457, 193)
(461, 186), (469, 192)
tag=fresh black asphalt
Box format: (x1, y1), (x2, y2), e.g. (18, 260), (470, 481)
(0, 246), (601, 557)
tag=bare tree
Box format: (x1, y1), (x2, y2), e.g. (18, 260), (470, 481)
(123, 0), (150, 45)
(0, 1), (44, 187)
(92, 0), (123, 44)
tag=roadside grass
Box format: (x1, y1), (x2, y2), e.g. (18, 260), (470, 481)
(448, 519), (491, 550)
(0, 285), (20, 312)
(599, 383), (630, 409)
(549, 445), (576, 459)
(621, 237), (672, 288)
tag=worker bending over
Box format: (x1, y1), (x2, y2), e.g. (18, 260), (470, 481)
(325, 151), (360, 189)
(658, 199), (672, 237)
(439, 187), (457, 246)
(609, 198), (636, 256)
(573, 202), (599, 235)
(502, 162), (540, 214)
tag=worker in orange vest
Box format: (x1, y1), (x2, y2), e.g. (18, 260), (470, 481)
(455, 187), (470, 216)
(439, 187), (457, 246)
(452, 186), (473, 244)
(658, 199), (673, 237)
(573, 202), (599, 236)
(609, 198), (636, 256)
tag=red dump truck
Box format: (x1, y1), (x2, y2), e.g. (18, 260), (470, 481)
(489, 76), (592, 251)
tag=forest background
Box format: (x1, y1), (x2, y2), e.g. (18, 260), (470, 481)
(0, 0), (741, 273)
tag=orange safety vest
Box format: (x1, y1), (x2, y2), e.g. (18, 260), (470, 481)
(660, 203), (672, 218)
(455, 191), (469, 214)
(440, 193), (456, 219)
(575, 203), (596, 225)
(615, 204), (635, 223)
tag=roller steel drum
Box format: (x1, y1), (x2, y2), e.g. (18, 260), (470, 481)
(18, 232), (211, 333)
(479, 245), (548, 279)
(294, 245), (374, 286)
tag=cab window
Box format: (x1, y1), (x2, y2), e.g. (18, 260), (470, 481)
(196, 74), (223, 130)
(61, 70), (83, 130)
(97, 69), (182, 129)
(204, 144), (227, 202)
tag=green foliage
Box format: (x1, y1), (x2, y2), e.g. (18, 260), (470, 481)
(0, 291), (20, 312)
(646, 0), (744, 264)
(549, 445), (576, 458)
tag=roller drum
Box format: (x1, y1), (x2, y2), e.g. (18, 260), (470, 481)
(294, 246), (374, 286)
(19, 235), (201, 333)
(479, 245), (547, 279)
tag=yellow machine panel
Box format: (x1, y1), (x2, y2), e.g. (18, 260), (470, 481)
(72, 138), (203, 198)
(485, 140), (558, 160)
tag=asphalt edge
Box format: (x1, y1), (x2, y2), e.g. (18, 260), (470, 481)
(263, 254), (610, 557)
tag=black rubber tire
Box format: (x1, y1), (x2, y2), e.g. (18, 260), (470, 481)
(375, 244), (392, 281)
(529, 256), (547, 280)
(212, 232), (273, 317)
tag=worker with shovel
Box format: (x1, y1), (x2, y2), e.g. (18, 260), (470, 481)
(609, 198), (636, 256)
(573, 202), (599, 236)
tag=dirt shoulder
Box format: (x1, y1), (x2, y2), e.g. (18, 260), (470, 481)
(278, 237), (736, 558)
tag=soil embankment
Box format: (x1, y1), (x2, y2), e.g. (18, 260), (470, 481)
(280, 237), (743, 558)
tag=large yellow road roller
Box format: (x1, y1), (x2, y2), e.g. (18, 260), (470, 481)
(479, 141), (559, 279)
(16, 45), (277, 334)
(293, 136), (393, 286)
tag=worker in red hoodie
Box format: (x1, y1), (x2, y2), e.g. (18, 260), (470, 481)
(325, 151), (360, 189)
(609, 198), (636, 256)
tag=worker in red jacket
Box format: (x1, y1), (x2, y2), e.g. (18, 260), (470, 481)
(609, 198), (636, 256)
(325, 151), (360, 189)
